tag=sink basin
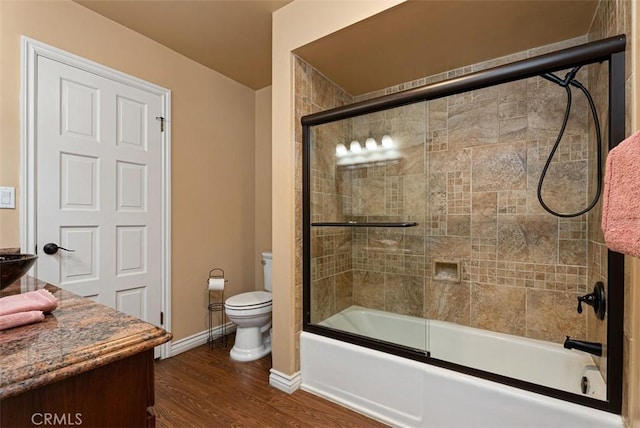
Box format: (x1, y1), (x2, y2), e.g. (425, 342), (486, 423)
(0, 254), (38, 290)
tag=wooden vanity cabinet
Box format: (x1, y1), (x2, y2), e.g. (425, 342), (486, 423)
(1, 349), (156, 428)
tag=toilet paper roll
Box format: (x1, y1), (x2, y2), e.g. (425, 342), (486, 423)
(208, 278), (225, 291)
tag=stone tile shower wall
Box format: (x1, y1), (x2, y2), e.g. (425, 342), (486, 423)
(299, 36), (608, 346)
(350, 61), (592, 343)
(294, 59), (355, 325)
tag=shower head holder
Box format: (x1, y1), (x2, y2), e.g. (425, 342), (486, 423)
(577, 281), (606, 320)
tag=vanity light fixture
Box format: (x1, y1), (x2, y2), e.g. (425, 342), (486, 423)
(334, 135), (398, 166)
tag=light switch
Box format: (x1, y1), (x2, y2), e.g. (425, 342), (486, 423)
(0, 187), (15, 209)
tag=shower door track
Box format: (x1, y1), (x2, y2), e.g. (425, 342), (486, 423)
(302, 34), (626, 414)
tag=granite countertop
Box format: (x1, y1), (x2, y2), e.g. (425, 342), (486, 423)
(0, 277), (172, 399)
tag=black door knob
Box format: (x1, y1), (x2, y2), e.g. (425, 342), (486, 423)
(43, 243), (75, 255)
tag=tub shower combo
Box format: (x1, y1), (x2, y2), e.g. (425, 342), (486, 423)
(301, 36), (626, 427)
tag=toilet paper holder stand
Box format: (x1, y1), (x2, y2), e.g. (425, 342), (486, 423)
(207, 267), (228, 348)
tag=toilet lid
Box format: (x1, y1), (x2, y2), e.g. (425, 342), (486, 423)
(226, 291), (272, 308)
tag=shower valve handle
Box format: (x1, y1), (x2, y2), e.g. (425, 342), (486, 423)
(577, 294), (594, 314)
(576, 282), (606, 321)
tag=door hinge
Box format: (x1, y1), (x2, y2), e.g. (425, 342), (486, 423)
(155, 116), (165, 132)
(160, 311), (164, 325)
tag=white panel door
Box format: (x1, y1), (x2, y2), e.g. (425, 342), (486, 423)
(36, 56), (162, 328)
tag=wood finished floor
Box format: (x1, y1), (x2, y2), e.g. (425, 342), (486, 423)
(154, 338), (388, 427)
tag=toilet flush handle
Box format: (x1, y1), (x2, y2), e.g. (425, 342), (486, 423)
(261, 260), (266, 265)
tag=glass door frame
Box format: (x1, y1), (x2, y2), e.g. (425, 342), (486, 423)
(302, 35), (626, 414)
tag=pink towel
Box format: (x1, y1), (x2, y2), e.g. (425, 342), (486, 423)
(0, 289), (58, 317)
(0, 311), (45, 330)
(602, 131), (640, 257)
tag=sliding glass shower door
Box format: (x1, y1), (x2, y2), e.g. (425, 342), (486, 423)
(301, 34), (626, 413)
(307, 107), (430, 355)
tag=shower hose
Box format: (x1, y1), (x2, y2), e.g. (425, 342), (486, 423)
(538, 66), (603, 218)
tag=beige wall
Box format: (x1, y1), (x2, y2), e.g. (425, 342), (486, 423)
(271, 0), (406, 375)
(255, 87), (272, 288)
(0, 0), (258, 341)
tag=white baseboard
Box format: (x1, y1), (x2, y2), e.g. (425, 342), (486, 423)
(170, 323), (236, 357)
(269, 368), (301, 394)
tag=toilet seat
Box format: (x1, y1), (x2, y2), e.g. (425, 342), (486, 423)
(225, 291), (272, 310)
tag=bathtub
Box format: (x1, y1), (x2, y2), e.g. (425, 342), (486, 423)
(301, 305), (622, 428)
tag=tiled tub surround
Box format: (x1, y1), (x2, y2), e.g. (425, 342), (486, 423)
(305, 36), (609, 355)
(0, 276), (172, 399)
(310, 84), (594, 340)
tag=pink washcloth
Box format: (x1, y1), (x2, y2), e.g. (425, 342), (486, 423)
(0, 289), (58, 317)
(0, 311), (45, 331)
(602, 131), (640, 257)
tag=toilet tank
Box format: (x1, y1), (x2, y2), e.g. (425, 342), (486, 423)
(262, 251), (272, 292)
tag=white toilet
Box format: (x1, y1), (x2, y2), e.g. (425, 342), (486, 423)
(224, 251), (273, 362)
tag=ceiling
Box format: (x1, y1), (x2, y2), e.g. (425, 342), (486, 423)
(74, 0), (291, 90)
(75, 0), (599, 94)
(296, 0), (599, 95)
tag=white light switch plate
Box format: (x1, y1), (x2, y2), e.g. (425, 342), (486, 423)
(0, 187), (16, 209)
